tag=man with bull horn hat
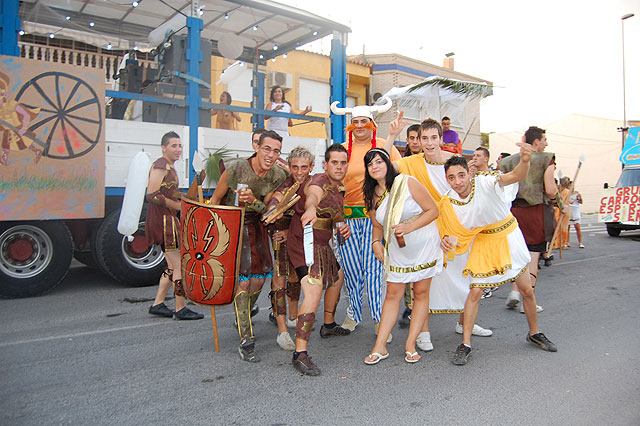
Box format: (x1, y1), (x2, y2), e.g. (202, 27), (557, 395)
(330, 97), (402, 337)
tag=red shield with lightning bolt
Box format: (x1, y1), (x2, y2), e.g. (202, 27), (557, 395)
(180, 199), (244, 306)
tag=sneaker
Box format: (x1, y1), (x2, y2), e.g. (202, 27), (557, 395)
(268, 311), (277, 326)
(544, 257), (552, 267)
(527, 332), (557, 352)
(398, 308), (411, 328)
(374, 322), (392, 343)
(148, 302), (174, 318)
(238, 338), (261, 362)
(319, 324), (351, 338)
(341, 316), (359, 332)
(452, 344), (471, 365)
(506, 291), (520, 309)
(292, 352), (320, 376)
(276, 332), (296, 350)
(251, 304), (259, 317)
(174, 307), (204, 320)
(287, 317), (297, 328)
(416, 331), (433, 352)
(456, 322), (493, 337)
(481, 288), (493, 299)
(579, 243), (585, 248)
(520, 303), (544, 314)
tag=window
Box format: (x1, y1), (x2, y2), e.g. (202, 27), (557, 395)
(299, 78), (330, 114)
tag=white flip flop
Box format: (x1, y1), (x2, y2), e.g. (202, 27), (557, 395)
(364, 352), (389, 365)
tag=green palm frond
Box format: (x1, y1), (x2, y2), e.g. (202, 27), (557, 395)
(408, 77), (493, 99)
(205, 146), (233, 182)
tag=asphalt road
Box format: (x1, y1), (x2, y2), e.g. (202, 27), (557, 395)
(1, 215), (639, 426)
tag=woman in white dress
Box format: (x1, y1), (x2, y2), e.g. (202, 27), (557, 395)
(362, 148), (442, 364)
(568, 190), (584, 248)
(264, 86), (311, 138)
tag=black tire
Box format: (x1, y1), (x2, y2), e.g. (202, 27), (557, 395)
(94, 208), (166, 287)
(606, 224), (621, 237)
(0, 221), (73, 298)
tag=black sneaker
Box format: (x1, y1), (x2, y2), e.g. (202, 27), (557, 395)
(292, 352), (320, 376)
(268, 311), (277, 326)
(149, 303), (174, 318)
(174, 307), (204, 320)
(238, 338), (261, 362)
(527, 333), (557, 352)
(251, 304), (259, 317)
(319, 324), (351, 338)
(452, 344), (472, 365)
(398, 308), (411, 329)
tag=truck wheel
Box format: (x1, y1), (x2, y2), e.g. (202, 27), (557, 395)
(0, 221), (73, 298)
(94, 208), (166, 287)
(606, 224), (621, 237)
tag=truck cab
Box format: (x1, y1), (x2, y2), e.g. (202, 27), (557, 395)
(604, 164), (640, 236)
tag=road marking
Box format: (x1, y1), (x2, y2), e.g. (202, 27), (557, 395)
(0, 322), (168, 348)
(0, 305), (255, 348)
(555, 249), (640, 267)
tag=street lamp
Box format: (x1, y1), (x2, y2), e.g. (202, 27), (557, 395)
(619, 13), (634, 153)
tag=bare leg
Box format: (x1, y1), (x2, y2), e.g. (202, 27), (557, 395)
(407, 278), (431, 354)
(420, 312), (431, 333)
(575, 223), (583, 245)
(152, 268), (172, 306)
(515, 267), (539, 334)
(165, 250), (185, 311)
(368, 282), (404, 358)
(323, 269), (344, 324)
(461, 287), (483, 346)
(528, 252), (540, 292)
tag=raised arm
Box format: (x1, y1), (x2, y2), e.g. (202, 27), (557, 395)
(499, 142), (533, 187)
(384, 110), (407, 154)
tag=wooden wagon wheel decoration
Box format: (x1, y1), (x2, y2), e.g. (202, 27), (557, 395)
(14, 71), (102, 159)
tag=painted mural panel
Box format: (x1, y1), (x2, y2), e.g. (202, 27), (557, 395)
(0, 56), (105, 220)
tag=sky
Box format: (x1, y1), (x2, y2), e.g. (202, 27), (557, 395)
(278, 0), (640, 134)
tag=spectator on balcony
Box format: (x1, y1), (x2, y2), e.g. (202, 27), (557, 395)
(265, 85), (311, 138)
(213, 91), (241, 130)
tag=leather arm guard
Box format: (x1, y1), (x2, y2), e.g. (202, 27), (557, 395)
(146, 190), (166, 207)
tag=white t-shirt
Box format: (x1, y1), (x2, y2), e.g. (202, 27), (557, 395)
(266, 102), (291, 137)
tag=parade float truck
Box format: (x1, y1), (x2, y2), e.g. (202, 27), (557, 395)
(599, 127), (640, 236)
(0, 55), (328, 298)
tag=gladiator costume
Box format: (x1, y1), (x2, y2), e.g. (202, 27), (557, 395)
(223, 157), (287, 341)
(145, 157), (183, 295)
(266, 174), (302, 320)
(287, 173), (344, 342)
(499, 152), (555, 253)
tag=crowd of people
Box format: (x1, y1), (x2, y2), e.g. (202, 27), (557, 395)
(145, 98), (568, 376)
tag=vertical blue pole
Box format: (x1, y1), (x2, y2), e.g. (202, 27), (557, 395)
(185, 15), (203, 184)
(251, 57), (265, 130)
(0, 0), (20, 56)
(330, 32), (347, 144)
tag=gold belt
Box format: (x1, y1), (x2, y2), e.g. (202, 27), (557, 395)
(313, 217), (333, 231)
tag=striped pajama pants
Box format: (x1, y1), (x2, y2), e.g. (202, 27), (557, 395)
(338, 217), (384, 323)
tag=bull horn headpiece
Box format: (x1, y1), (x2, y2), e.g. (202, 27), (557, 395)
(330, 96), (393, 120)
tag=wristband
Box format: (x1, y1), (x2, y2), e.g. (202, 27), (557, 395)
(372, 239), (381, 246)
(248, 199), (267, 213)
